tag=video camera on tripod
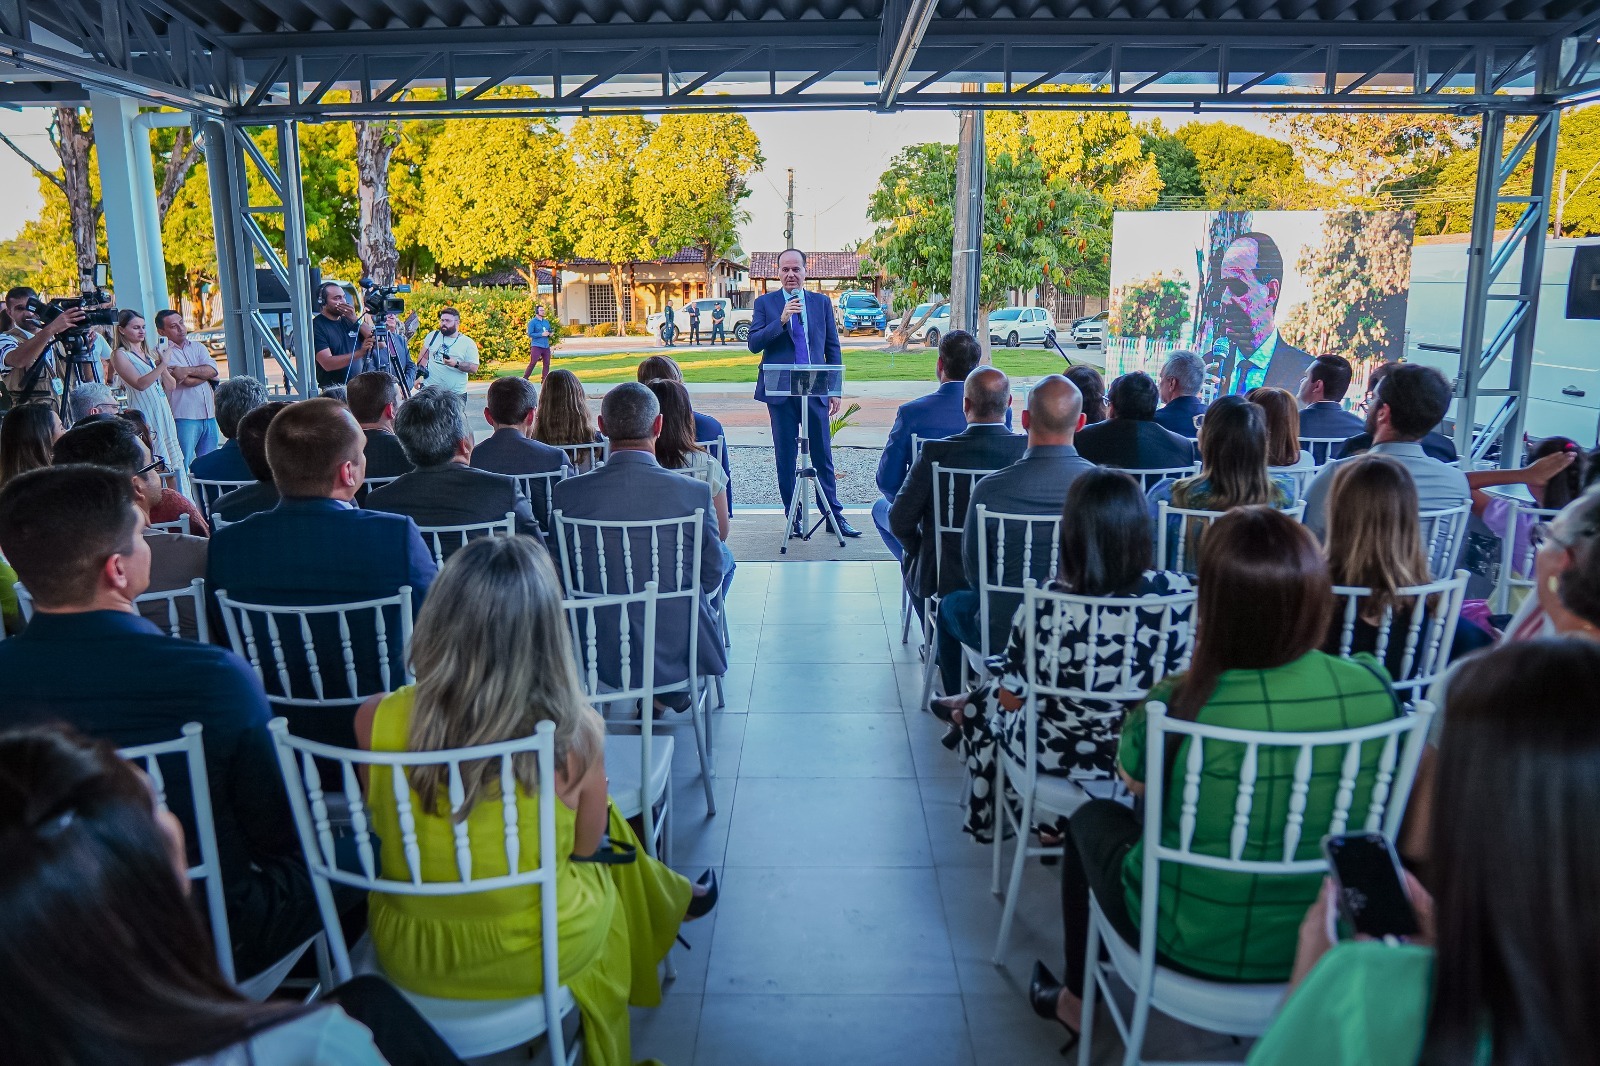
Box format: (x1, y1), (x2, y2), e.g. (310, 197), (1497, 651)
(29, 265), (117, 366)
(360, 277), (409, 340)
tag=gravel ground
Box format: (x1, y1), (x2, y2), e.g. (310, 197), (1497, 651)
(729, 444), (883, 507)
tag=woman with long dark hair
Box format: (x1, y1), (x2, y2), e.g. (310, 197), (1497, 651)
(531, 368), (603, 471)
(645, 376), (734, 595)
(0, 724), (463, 1066)
(930, 469), (1195, 843)
(1030, 507), (1400, 1049)
(0, 400), (61, 485)
(1250, 638), (1600, 1065)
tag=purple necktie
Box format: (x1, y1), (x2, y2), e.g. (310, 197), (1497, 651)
(787, 293), (811, 365)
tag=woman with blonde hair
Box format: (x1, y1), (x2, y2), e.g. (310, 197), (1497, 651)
(354, 535), (715, 1066)
(531, 367), (604, 471)
(109, 309), (190, 497)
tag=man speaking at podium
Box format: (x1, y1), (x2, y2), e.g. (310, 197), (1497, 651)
(748, 248), (861, 537)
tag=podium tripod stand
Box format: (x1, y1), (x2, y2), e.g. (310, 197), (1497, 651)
(764, 362), (847, 555)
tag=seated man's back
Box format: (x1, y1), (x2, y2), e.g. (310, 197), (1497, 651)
(212, 480), (280, 523)
(143, 525), (208, 639)
(1075, 371), (1197, 469)
(472, 427), (570, 476)
(0, 464), (319, 979)
(553, 450), (727, 688)
(210, 400), (289, 526)
(552, 386), (728, 692)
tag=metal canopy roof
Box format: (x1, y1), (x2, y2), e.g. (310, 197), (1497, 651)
(2, 0), (1598, 117)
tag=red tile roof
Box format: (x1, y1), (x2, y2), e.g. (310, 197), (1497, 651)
(749, 251), (871, 280)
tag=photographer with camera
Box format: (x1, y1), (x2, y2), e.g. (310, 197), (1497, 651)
(416, 307), (478, 397)
(312, 282), (374, 390)
(0, 298), (87, 411)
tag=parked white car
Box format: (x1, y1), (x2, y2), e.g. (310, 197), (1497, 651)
(887, 303), (952, 345)
(988, 306), (1056, 347)
(1071, 310), (1109, 349)
(646, 298), (752, 344)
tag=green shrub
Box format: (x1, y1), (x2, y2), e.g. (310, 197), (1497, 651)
(403, 282), (568, 376)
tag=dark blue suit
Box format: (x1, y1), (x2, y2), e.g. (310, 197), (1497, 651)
(692, 410), (733, 511)
(748, 288), (844, 513)
(205, 497), (437, 746)
(1153, 395), (1207, 440)
(190, 438), (253, 482)
(872, 380), (968, 558)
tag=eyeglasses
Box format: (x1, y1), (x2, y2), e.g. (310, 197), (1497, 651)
(1217, 277), (1251, 299)
(136, 455), (171, 477)
(1532, 521), (1599, 552)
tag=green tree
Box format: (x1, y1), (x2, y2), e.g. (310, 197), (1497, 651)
(1279, 210), (1415, 370)
(1271, 111), (1477, 206)
(1112, 273), (1191, 340)
(990, 89), (1163, 208)
(865, 142), (1111, 350)
(635, 111), (764, 295)
(565, 115), (655, 325)
(1174, 122), (1312, 209)
(1139, 121), (1204, 203)
(418, 105), (569, 312)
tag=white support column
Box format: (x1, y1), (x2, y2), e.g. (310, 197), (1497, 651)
(89, 90), (169, 315)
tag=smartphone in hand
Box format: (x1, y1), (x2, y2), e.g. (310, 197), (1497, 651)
(1322, 832), (1420, 939)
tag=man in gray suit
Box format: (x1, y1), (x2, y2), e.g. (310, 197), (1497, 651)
(552, 382), (729, 707)
(889, 365), (1027, 606)
(934, 375), (1092, 693)
(365, 386), (541, 545)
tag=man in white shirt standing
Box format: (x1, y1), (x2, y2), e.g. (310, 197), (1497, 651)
(417, 307), (479, 397)
(154, 309), (220, 467)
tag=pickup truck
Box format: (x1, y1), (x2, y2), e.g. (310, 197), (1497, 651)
(647, 298), (752, 345)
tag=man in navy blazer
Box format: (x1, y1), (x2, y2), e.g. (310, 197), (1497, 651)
(205, 398), (436, 746)
(1075, 371), (1198, 470)
(873, 330), (987, 558)
(1294, 354), (1367, 464)
(747, 249), (860, 537)
(1152, 351), (1208, 440)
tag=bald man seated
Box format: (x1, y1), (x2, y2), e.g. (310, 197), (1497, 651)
(932, 374), (1094, 695)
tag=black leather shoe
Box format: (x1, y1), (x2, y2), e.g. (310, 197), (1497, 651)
(687, 869), (719, 919)
(827, 516), (863, 538)
(1029, 961), (1081, 1054)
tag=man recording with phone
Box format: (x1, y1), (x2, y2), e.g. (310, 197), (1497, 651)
(312, 281), (374, 390)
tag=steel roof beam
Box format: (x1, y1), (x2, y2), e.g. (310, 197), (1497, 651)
(876, 0), (939, 109)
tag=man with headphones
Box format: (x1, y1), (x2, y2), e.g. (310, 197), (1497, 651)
(312, 281), (375, 390)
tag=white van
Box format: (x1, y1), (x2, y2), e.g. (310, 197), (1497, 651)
(1404, 236), (1600, 446)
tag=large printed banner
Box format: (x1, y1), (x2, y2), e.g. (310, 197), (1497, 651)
(1108, 210), (1416, 395)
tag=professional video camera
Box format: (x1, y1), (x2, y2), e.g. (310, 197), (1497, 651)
(30, 265), (117, 364)
(361, 277), (410, 332)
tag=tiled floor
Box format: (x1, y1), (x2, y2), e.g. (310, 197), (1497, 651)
(631, 560), (1243, 1066)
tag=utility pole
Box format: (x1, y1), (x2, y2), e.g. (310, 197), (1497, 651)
(950, 97), (986, 354)
(785, 168), (795, 250)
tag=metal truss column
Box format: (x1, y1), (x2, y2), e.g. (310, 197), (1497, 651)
(950, 106), (985, 344)
(1454, 108), (1559, 467)
(89, 90), (167, 316)
(201, 118), (316, 396)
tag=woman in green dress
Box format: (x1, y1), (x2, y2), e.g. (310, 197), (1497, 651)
(1031, 506), (1401, 1050)
(354, 534), (716, 1066)
(1249, 637), (1600, 1065)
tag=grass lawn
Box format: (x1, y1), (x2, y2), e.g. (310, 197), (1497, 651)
(486, 345), (1096, 384)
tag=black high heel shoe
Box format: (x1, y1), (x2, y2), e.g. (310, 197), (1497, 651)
(1028, 960), (1081, 1056)
(686, 869), (719, 919)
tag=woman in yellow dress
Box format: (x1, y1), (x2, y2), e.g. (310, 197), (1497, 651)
(353, 534), (716, 1066)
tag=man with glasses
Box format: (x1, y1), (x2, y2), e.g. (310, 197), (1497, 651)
(52, 417), (208, 638)
(1302, 363), (1469, 540)
(1213, 232), (1314, 395)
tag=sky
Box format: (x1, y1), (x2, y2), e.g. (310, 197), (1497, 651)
(0, 106), (1275, 251)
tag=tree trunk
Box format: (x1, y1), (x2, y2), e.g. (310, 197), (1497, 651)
(355, 120), (400, 285)
(882, 299), (945, 354)
(157, 126), (201, 224)
(54, 107), (98, 282)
